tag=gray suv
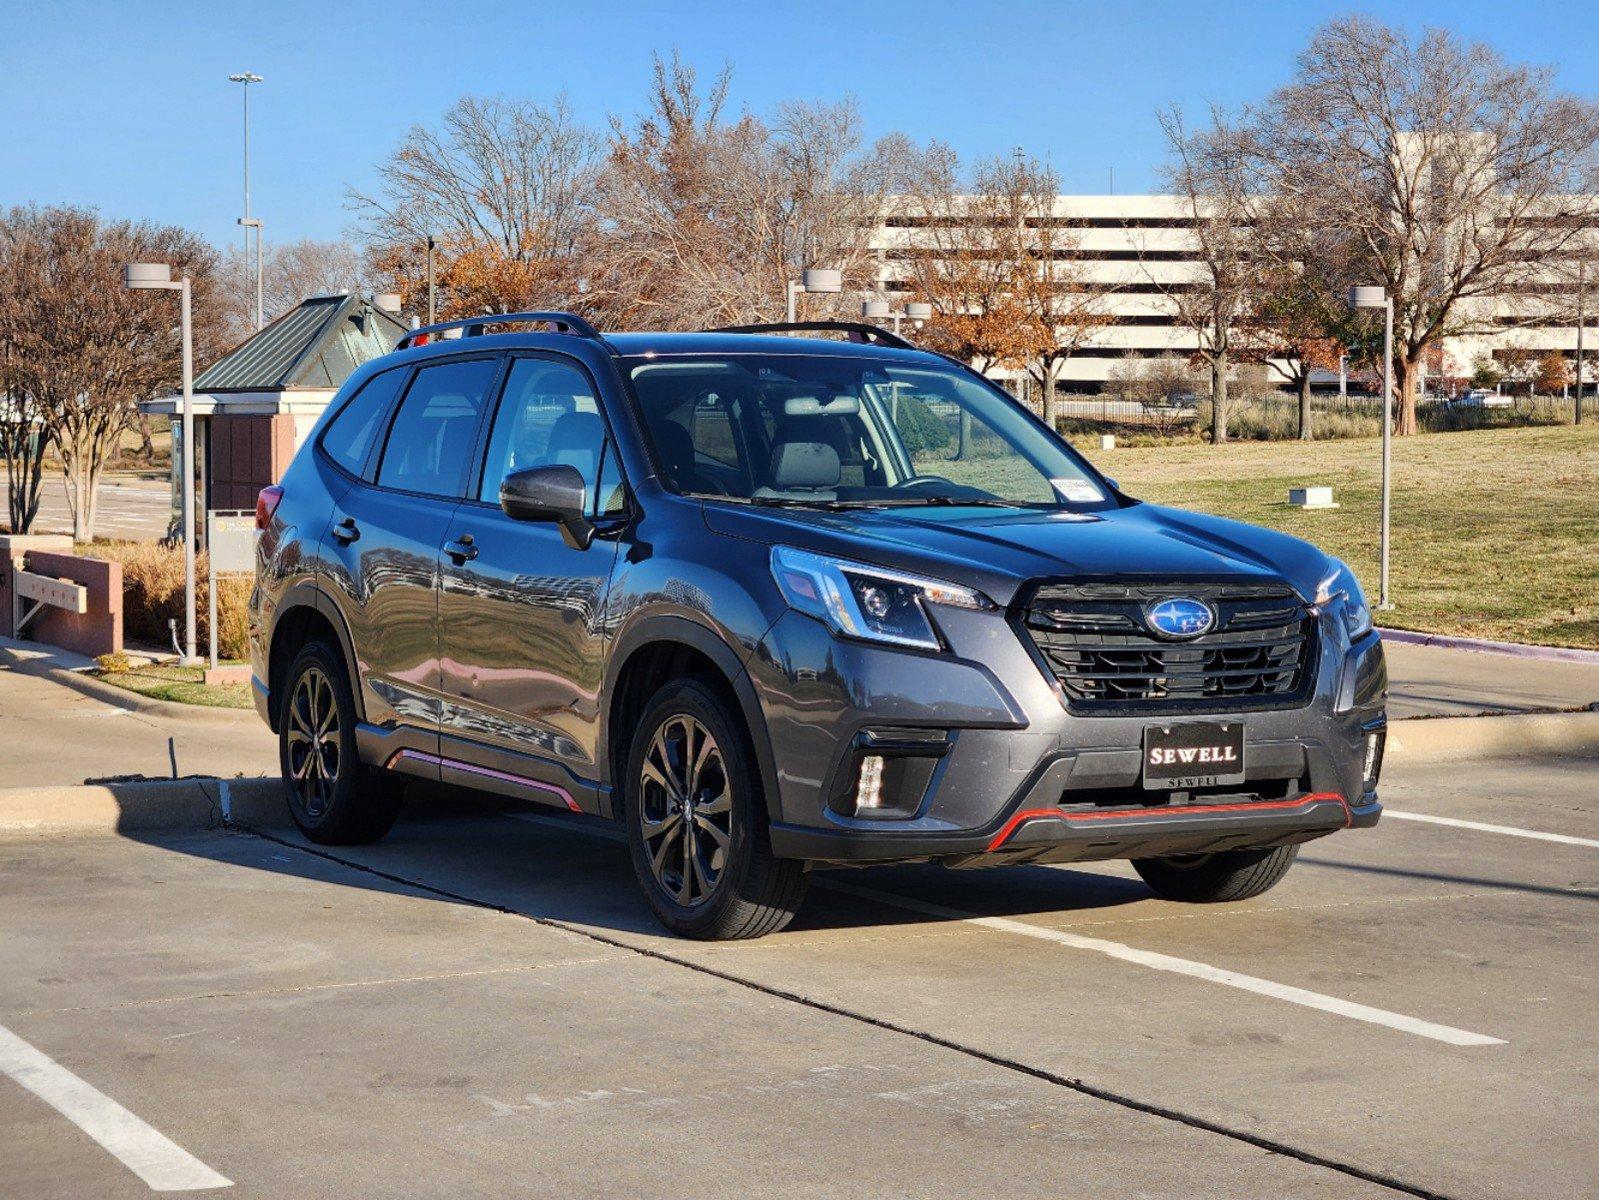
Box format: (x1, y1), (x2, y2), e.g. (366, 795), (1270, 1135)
(249, 314), (1385, 940)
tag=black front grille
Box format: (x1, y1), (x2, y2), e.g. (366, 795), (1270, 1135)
(1022, 581), (1316, 714)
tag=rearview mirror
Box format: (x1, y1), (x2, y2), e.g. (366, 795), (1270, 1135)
(499, 464), (595, 550)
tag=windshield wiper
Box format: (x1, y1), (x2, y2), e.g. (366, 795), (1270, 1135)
(867, 496), (1024, 509)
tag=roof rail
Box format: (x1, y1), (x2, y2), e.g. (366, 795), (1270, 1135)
(396, 311), (612, 353)
(709, 320), (920, 351)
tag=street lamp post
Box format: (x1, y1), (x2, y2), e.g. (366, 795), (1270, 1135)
(1349, 286), (1395, 611)
(125, 263), (199, 664)
(426, 235), (437, 325)
(786, 268), (842, 323)
(228, 72), (265, 330)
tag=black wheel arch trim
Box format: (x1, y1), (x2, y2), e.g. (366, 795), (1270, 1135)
(264, 582), (365, 731)
(601, 613), (784, 825)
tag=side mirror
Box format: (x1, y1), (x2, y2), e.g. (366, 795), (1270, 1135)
(499, 464), (595, 550)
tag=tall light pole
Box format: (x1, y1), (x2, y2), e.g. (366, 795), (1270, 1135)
(426, 235), (437, 325)
(786, 267), (842, 322)
(228, 72), (265, 329)
(1577, 259), (1587, 426)
(1349, 286), (1395, 611)
(125, 263), (199, 663)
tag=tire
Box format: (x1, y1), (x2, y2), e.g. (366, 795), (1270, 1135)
(1132, 845), (1298, 903)
(622, 678), (808, 940)
(278, 641), (401, 845)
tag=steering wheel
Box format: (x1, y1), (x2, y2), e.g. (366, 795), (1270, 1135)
(890, 475), (953, 491)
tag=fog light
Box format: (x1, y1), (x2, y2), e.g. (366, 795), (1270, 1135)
(1362, 729), (1385, 792)
(855, 754), (886, 812)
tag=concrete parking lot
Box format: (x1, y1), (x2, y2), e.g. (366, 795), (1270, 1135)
(2, 749), (1594, 1199)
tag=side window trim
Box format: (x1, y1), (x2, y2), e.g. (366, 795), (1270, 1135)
(369, 352), (508, 501)
(464, 349), (633, 516)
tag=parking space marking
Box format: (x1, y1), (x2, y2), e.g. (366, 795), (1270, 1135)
(0, 1021), (232, 1192)
(503, 811), (1505, 1047)
(815, 880), (1507, 1047)
(1383, 809), (1599, 848)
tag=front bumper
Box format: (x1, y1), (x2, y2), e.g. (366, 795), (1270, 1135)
(749, 605), (1387, 866)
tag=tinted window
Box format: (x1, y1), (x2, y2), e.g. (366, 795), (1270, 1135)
(478, 358), (608, 510)
(375, 358), (499, 497)
(321, 367), (406, 479)
(596, 442), (628, 516)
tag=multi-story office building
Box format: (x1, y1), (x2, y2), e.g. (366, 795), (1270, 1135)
(871, 194), (1595, 394)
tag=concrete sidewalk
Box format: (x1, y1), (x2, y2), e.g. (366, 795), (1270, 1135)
(1382, 638), (1599, 718)
(0, 639), (275, 786)
(3, 632), (1597, 792)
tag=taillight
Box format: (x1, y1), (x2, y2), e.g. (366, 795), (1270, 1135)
(256, 485), (285, 531)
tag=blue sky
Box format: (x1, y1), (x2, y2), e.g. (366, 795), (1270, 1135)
(4, 0), (1598, 253)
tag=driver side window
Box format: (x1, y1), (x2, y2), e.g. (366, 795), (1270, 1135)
(478, 357), (611, 515)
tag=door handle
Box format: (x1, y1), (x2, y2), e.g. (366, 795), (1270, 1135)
(331, 517), (360, 544)
(444, 533), (478, 564)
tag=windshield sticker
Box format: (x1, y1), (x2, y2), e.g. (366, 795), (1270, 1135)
(1051, 478), (1104, 504)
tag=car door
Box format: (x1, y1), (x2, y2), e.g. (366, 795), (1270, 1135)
(321, 354), (504, 765)
(436, 352), (626, 810)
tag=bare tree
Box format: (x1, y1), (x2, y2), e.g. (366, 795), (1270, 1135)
(351, 94), (603, 317)
(0, 206), (222, 541)
(587, 53), (912, 330)
(1243, 193), (1360, 440)
(1150, 106), (1260, 444)
(218, 238), (367, 341)
(0, 221), (50, 531)
(1253, 15), (1599, 434)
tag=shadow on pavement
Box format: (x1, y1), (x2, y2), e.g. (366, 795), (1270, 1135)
(110, 781), (1155, 940)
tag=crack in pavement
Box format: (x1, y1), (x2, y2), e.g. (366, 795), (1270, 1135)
(234, 823), (1467, 1200)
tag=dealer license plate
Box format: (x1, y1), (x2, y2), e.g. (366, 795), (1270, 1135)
(1142, 722), (1246, 789)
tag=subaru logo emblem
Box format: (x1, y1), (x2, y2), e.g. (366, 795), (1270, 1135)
(1145, 597), (1216, 640)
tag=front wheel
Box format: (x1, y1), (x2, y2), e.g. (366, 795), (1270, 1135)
(1132, 845), (1298, 903)
(278, 641), (401, 845)
(623, 678), (808, 940)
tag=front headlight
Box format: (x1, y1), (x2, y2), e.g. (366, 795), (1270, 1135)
(769, 546), (992, 651)
(1316, 557), (1373, 641)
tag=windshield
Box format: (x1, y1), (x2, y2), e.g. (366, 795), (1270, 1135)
(621, 353), (1116, 511)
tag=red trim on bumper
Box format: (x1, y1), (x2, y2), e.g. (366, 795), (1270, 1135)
(985, 791), (1349, 852)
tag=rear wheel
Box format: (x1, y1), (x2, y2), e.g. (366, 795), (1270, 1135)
(279, 641), (401, 845)
(623, 678), (808, 940)
(1132, 845), (1298, 903)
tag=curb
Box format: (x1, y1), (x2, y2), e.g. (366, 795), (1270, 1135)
(1385, 709), (1599, 763)
(0, 776), (289, 839)
(2, 711), (1596, 840)
(1379, 627), (1599, 665)
(0, 646), (256, 726)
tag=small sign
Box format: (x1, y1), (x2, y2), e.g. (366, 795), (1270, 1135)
(208, 511), (259, 574)
(15, 571), (88, 614)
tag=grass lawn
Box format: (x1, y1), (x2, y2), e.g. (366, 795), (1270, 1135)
(92, 662), (253, 709)
(1068, 423), (1598, 649)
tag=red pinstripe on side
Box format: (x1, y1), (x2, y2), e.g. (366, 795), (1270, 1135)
(984, 792), (1349, 852)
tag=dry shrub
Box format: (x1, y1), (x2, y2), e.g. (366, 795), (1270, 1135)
(86, 541), (251, 660)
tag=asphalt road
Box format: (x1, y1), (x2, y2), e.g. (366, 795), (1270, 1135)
(1, 752), (1594, 1198)
(1, 470), (171, 542)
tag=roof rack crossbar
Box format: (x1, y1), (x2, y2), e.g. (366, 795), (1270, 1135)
(708, 320), (919, 351)
(397, 310), (612, 352)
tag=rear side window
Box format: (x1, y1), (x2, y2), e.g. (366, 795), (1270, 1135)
(321, 367), (406, 479)
(375, 358), (500, 498)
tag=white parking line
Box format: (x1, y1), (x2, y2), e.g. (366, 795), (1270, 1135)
(503, 811), (1505, 1047)
(0, 1022), (232, 1191)
(819, 880), (1506, 1047)
(1383, 809), (1599, 848)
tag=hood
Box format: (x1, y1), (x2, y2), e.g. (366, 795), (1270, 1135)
(702, 500), (1334, 607)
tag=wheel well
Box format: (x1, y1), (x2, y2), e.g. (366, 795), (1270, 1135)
(608, 641), (742, 799)
(267, 604), (341, 732)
